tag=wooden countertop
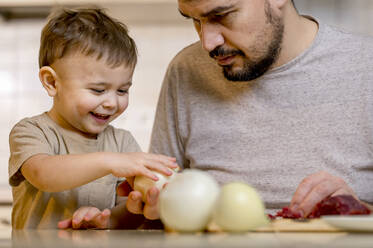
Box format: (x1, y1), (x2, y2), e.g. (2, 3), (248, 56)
(8, 229), (373, 248)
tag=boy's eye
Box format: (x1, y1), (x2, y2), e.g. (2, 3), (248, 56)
(118, 89), (129, 95)
(91, 88), (104, 93)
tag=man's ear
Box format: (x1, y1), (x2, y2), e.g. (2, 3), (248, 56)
(39, 66), (58, 97)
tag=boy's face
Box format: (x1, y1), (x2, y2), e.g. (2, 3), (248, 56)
(48, 53), (133, 138)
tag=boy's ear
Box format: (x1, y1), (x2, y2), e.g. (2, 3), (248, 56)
(39, 66), (58, 97)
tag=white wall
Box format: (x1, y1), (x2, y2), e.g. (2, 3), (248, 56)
(0, 0), (373, 200)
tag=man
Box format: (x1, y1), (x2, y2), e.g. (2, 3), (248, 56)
(125, 0), (373, 221)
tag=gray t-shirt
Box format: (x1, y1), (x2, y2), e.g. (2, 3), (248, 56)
(150, 20), (373, 210)
(9, 113), (141, 228)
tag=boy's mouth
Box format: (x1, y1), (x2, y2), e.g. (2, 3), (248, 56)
(90, 112), (110, 120)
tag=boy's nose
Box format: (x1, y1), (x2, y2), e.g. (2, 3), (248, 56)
(102, 95), (117, 109)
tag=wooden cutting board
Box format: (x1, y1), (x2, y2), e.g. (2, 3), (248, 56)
(255, 219), (342, 232)
(208, 219), (342, 232)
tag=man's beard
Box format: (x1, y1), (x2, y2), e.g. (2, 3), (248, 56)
(209, 2), (284, 82)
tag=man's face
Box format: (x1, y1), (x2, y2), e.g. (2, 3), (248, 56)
(178, 0), (284, 81)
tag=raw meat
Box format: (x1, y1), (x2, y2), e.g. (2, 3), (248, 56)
(274, 195), (371, 219)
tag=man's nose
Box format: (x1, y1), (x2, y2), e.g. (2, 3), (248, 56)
(200, 23), (224, 52)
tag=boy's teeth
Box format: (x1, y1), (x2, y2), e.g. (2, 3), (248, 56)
(92, 113), (109, 119)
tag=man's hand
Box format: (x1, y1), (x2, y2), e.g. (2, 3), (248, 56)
(117, 180), (160, 220)
(290, 171), (357, 217)
(58, 207), (111, 229)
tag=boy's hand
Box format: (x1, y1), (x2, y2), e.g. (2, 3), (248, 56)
(117, 181), (160, 220)
(58, 207), (111, 229)
(108, 152), (178, 181)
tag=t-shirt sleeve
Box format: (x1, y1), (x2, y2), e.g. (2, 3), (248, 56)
(149, 63), (188, 169)
(121, 131), (142, 153)
(9, 119), (54, 187)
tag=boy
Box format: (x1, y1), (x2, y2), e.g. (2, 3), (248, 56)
(8, 7), (177, 229)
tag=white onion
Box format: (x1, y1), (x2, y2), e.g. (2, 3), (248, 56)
(213, 182), (269, 232)
(158, 169), (220, 232)
(134, 168), (178, 202)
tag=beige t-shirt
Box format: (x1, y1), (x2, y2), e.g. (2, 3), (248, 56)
(9, 113), (141, 229)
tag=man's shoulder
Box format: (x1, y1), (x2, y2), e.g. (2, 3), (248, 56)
(309, 23), (373, 70)
(323, 24), (373, 51)
(169, 41), (209, 66)
(166, 41), (219, 80)
(176, 41), (203, 57)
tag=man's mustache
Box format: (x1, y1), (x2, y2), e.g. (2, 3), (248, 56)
(209, 46), (245, 59)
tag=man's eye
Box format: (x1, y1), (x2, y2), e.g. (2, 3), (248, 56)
(212, 13), (227, 21)
(193, 18), (201, 26)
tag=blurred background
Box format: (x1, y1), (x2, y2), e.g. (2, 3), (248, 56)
(0, 0), (373, 221)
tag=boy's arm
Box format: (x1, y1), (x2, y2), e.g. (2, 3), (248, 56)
(21, 153), (111, 192)
(22, 152), (176, 192)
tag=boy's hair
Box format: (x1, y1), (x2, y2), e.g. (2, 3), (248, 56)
(39, 7), (137, 68)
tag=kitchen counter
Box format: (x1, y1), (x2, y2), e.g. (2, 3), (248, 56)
(7, 229), (373, 248)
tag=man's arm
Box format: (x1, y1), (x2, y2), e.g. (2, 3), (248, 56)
(149, 63), (186, 168)
(289, 171), (359, 217)
(109, 200), (145, 229)
(364, 202), (373, 211)
(125, 63), (187, 220)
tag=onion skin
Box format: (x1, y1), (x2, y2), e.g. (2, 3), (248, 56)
(213, 182), (269, 232)
(134, 168), (178, 202)
(159, 169), (220, 232)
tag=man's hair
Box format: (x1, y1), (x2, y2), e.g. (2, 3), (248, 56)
(39, 7), (137, 68)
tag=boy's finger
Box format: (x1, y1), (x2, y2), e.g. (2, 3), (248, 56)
(144, 161), (174, 177)
(85, 208), (100, 221)
(72, 220), (82, 229)
(58, 218), (72, 229)
(147, 154), (178, 168)
(72, 208), (90, 228)
(96, 209), (111, 228)
(139, 167), (159, 181)
(101, 209), (111, 217)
